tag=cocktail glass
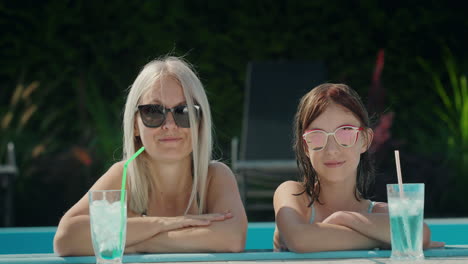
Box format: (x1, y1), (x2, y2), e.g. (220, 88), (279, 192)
(387, 183), (425, 261)
(89, 190), (127, 264)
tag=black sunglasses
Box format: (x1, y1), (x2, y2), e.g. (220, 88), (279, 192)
(136, 104), (201, 128)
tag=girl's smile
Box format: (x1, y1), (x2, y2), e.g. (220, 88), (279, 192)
(323, 161), (346, 168)
(305, 103), (369, 183)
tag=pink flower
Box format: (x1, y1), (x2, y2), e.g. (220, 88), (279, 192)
(370, 112), (394, 153)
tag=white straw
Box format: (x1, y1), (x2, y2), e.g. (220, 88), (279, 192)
(394, 150), (404, 198)
(393, 150), (411, 248)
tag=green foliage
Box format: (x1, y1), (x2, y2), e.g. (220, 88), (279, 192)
(418, 50), (468, 213)
(1, 1), (468, 224)
(419, 52), (468, 165)
(0, 82), (41, 164)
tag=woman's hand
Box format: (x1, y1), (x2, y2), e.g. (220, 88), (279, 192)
(154, 211), (233, 234)
(128, 163), (247, 253)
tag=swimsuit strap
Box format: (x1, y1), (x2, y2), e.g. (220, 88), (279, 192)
(309, 200), (375, 223)
(368, 200), (376, 213)
(309, 205), (315, 223)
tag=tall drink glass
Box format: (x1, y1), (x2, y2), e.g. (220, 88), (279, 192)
(89, 190), (127, 264)
(387, 183), (425, 261)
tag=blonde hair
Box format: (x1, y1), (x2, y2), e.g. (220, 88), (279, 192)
(122, 56), (212, 215)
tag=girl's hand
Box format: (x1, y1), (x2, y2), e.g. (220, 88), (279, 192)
(425, 240), (445, 249)
(322, 211), (346, 225)
(124, 245), (138, 254)
(323, 211), (447, 250)
(155, 211), (233, 234)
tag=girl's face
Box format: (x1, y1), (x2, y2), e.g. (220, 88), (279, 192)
(135, 75), (194, 163)
(304, 103), (371, 184)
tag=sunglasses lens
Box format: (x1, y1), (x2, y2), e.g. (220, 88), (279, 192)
(139, 105), (165, 127)
(138, 104), (200, 128)
(335, 127), (358, 147)
(305, 132), (327, 151)
(172, 105), (191, 128)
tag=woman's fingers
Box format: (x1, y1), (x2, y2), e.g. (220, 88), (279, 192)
(190, 211), (233, 221)
(209, 211), (233, 221)
(157, 212), (233, 233)
(178, 217), (211, 228)
(158, 217), (210, 233)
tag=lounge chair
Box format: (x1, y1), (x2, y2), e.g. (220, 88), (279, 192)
(231, 61), (326, 218)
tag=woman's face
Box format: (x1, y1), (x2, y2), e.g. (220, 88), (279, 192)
(304, 103), (371, 184)
(135, 75), (194, 163)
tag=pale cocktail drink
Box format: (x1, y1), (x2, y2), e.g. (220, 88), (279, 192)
(89, 190), (127, 264)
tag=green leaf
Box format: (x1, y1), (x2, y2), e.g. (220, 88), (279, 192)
(461, 75), (468, 107)
(445, 55), (462, 112)
(434, 108), (457, 135)
(461, 98), (468, 146)
(433, 75), (453, 114)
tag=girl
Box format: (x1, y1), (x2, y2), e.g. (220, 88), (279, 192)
(273, 83), (443, 252)
(54, 57), (247, 255)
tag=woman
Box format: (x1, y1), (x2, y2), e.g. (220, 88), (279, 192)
(54, 57), (247, 255)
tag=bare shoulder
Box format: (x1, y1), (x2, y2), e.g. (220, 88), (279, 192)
(90, 161), (125, 190)
(105, 161), (125, 177)
(274, 181), (310, 226)
(206, 161), (238, 199)
(274, 181), (308, 212)
(208, 161), (233, 174)
(372, 202), (389, 213)
(208, 161), (235, 182)
(205, 161), (244, 214)
(274, 181), (304, 200)
(60, 161), (126, 219)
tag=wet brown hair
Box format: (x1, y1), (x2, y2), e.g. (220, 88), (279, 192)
(293, 83), (375, 207)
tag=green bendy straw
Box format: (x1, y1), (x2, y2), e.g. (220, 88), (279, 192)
(119, 146), (145, 248)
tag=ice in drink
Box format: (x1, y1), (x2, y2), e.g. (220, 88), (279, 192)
(387, 183), (425, 261)
(388, 197), (424, 260)
(89, 191), (127, 264)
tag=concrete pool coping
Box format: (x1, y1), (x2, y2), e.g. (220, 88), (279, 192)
(1, 246), (468, 263)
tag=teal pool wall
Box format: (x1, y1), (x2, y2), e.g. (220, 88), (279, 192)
(1, 220), (468, 254)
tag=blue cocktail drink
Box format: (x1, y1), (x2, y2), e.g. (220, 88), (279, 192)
(387, 183), (424, 261)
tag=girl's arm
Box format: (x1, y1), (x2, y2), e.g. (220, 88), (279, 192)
(323, 203), (443, 249)
(53, 162), (225, 256)
(130, 162), (248, 253)
(274, 181), (385, 253)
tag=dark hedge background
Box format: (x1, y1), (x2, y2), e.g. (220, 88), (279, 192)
(1, 1), (467, 226)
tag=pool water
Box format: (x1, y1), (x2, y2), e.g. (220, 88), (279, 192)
(1, 220), (467, 254)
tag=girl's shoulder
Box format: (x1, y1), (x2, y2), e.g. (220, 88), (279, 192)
(274, 181), (309, 207)
(276, 180), (304, 193)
